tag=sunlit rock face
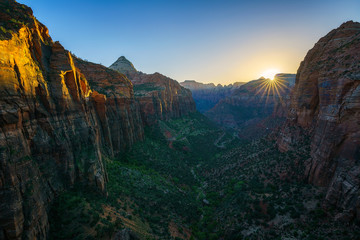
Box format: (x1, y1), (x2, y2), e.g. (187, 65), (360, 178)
(110, 57), (196, 125)
(205, 74), (295, 138)
(0, 1), (143, 239)
(278, 21), (360, 221)
(74, 58), (144, 154)
(180, 80), (246, 113)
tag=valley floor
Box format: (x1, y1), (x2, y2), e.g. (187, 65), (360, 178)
(49, 113), (360, 240)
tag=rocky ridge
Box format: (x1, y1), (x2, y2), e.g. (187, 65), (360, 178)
(110, 57), (196, 125)
(205, 74), (296, 138)
(180, 80), (217, 90)
(180, 80), (246, 112)
(277, 21), (360, 221)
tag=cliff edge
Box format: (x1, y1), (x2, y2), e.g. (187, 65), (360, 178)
(277, 21), (360, 221)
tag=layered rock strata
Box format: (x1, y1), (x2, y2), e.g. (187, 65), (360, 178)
(0, 1), (143, 239)
(110, 57), (196, 125)
(277, 21), (360, 221)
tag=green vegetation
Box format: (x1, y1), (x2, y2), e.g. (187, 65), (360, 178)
(49, 112), (360, 239)
(133, 83), (165, 95)
(49, 112), (236, 239)
(0, 2), (31, 40)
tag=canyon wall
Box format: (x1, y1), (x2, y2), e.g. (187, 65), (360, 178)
(110, 57), (196, 125)
(0, 1), (144, 239)
(74, 58), (144, 155)
(277, 21), (360, 221)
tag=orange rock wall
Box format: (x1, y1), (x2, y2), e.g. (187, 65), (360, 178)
(0, 1), (143, 239)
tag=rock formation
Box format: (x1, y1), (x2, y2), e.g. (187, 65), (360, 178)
(0, 1), (143, 239)
(74, 58), (143, 154)
(180, 80), (217, 90)
(205, 74), (295, 138)
(180, 80), (246, 112)
(110, 57), (196, 125)
(109, 56), (137, 77)
(277, 21), (360, 221)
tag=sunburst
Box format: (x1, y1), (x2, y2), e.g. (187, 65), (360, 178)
(254, 76), (289, 105)
(261, 69), (279, 80)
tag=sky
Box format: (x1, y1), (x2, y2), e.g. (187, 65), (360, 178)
(19, 0), (360, 84)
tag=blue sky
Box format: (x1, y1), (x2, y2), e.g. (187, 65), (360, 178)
(20, 0), (360, 84)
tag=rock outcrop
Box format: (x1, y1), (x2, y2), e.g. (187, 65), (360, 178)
(180, 80), (246, 113)
(277, 21), (360, 221)
(205, 74), (295, 138)
(109, 56), (137, 77)
(0, 1), (143, 239)
(74, 58), (143, 154)
(110, 57), (196, 125)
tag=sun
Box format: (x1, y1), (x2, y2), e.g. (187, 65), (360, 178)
(254, 69), (290, 105)
(261, 69), (279, 80)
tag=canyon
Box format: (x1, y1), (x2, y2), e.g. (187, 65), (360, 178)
(0, 1), (194, 239)
(180, 80), (245, 112)
(0, 0), (359, 239)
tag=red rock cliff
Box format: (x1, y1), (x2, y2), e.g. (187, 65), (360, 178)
(0, 1), (143, 239)
(277, 21), (360, 221)
(110, 57), (196, 125)
(74, 58), (143, 155)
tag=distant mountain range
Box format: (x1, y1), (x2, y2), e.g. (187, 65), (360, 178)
(204, 73), (296, 138)
(180, 80), (246, 112)
(179, 74), (296, 139)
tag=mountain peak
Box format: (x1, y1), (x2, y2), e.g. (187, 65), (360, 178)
(116, 56), (129, 62)
(339, 20), (360, 29)
(109, 56), (137, 76)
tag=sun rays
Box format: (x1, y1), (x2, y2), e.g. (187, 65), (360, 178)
(255, 76), (289, 105)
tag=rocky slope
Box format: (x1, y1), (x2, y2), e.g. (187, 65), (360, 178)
(277, 21), (360, 221)
(180, 80), (245, 112)
(110, 57), (196, 125)
(206, 74), (295, 138)
(0, 1), (143, 239)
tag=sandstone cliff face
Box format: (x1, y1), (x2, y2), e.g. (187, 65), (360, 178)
(205, 74), (295, 138)
(277, 21), (360, 221)
(74, 58), (143, 155)
(0, 1), (143, 239)
(180, 80), (246, 113)
(110, 57), (196, 125)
